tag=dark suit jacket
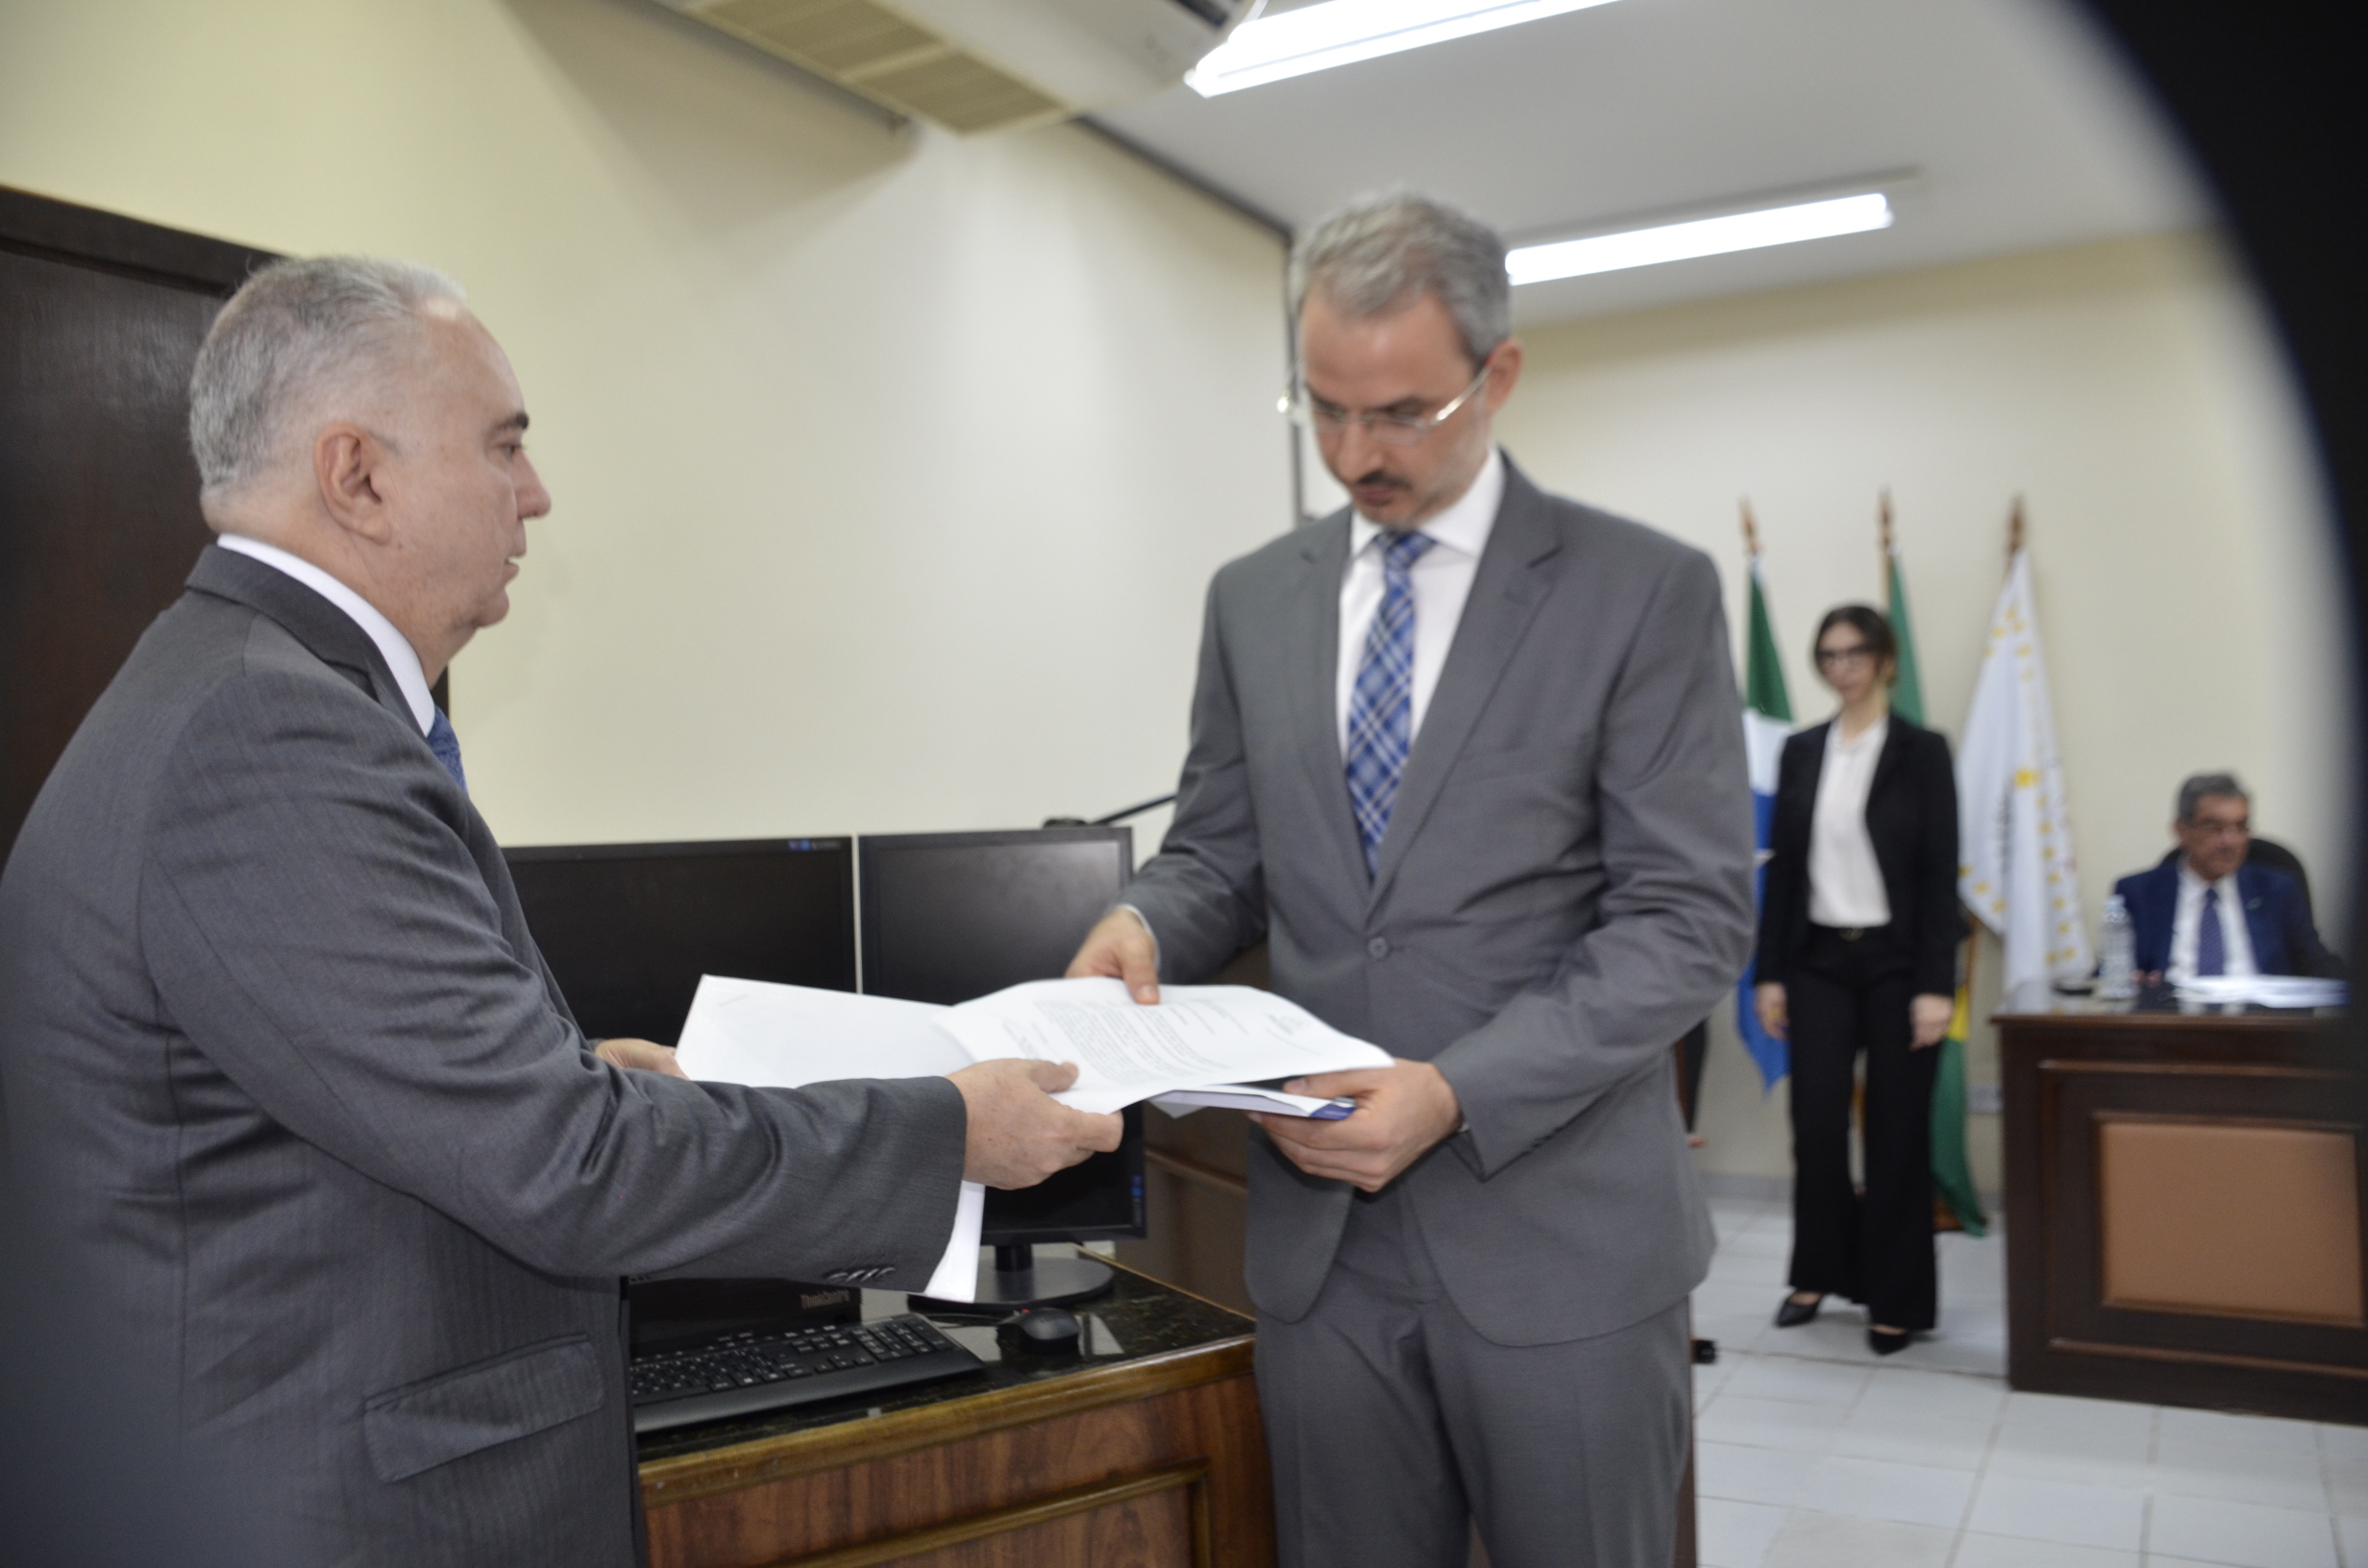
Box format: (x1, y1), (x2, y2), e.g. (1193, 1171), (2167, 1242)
(2112, 859), (2340, 978)
(1754, 717), (1961, 999)
(1123, 457), (1756, 1345)
(0, 548), (968, 1567)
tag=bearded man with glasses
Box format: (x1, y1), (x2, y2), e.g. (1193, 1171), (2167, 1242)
(1068, 193), (1754, 1568)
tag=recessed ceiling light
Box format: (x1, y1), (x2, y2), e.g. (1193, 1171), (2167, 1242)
(1186, 0), (1628, 97)
(1506, 192), (1895, 284)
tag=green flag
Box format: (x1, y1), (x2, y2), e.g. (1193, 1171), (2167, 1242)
(1745, 559), (1792, 724)
(1890, 533), (1986, 1237)
(1887, 550), (1925, 727)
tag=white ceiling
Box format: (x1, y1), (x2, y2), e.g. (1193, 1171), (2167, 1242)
(1095, 0), (2210, 324)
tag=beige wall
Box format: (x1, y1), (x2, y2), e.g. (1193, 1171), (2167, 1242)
(1494, 233), (2349, 1191)
(0, 0), (1290, 846)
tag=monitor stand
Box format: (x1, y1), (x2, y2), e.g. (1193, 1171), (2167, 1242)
(916, 1243), (1115, 1311)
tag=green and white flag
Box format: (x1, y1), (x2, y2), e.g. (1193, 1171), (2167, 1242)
(1889, 526), (1985, 1235)
(1958, 547), (2090, 991)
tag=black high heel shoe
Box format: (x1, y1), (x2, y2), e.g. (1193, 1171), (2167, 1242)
(1868, 1326), (1912, 1356)
(1773, 1293), (1823, 1328)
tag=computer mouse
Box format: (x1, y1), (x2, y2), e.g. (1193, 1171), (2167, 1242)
(1012, 1307), (1081, 1355)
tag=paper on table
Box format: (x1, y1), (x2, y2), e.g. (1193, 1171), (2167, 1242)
(2173, 974), (2347, 1009)
(940, 977), (1393, 1115)
(674, 976), (985, 1302)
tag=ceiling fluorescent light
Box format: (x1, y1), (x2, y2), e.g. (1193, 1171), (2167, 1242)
(1506, 192), (1894, 284)
(1187, 0), (1626, 97)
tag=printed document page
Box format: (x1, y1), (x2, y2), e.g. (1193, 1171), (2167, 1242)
(674, 977), (984, 1301)
(676, 976), (969, 1085)
(670, 974), (1396, 1297)
(938, 978), (1392, 1115)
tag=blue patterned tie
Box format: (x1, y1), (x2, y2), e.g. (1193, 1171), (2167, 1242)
(427, 707), (468, 794)
(2196, 885), (2225, 976)
(1344, 530), (1436, 876)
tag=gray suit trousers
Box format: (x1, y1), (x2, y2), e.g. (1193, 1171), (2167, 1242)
(1256, 1187), (1690, 1568)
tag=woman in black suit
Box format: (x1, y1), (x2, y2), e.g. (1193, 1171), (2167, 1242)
(1753, 605), (1960, 1356)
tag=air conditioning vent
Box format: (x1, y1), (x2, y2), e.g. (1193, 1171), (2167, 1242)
(656, 0), (1244, 135)
(858, 51), (1066, 134)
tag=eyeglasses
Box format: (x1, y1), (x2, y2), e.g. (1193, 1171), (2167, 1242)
(1278, 363), (1492, 449)
(2186, 819), (2251, 839)
(1814, 645), (1875, 667)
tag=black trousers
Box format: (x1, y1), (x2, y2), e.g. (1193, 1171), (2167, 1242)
(1785, 925), (1940, 1331)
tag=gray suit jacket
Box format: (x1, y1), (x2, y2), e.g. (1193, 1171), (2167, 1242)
(0, 547), (968, 1567)
(1124, 458), (1754, 1345)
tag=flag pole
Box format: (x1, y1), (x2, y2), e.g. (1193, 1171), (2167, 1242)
(1736, 499), (1791, 1090)
(2008, 495), (2025, 563)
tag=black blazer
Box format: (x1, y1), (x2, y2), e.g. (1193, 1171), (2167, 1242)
(1754, 716), (1962, 998)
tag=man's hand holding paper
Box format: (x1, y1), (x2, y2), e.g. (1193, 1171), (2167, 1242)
(948, 1058), (1122, 1188)
(1067, 905), (1162, 1003)
(1251, 1060), (1464, 1192)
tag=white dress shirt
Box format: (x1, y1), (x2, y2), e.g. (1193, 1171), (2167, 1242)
(1807, 717), (1892, 928)
(216, 534), (436, 736)
(2168, 860), (2257, 982)
(1336, 447), (1505, 757)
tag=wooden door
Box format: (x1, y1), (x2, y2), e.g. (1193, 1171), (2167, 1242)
(0, 185), (277, 862)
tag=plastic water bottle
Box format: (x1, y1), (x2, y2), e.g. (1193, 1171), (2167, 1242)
(2097, 894), (2137, 999)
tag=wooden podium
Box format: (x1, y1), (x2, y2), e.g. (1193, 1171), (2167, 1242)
(637, 1260), (1271, 1568)
(1996, 981), (2366, 1422)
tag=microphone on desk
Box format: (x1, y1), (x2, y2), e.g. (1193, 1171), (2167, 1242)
(1043, 795), (1178, 831)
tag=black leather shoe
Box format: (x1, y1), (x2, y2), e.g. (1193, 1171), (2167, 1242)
(1773, 1294), (1822, 1328)
(1868, 1327), (1912, 1356)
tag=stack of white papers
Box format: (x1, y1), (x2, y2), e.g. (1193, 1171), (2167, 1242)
(673, 976), (1390, 1299)
(2171, 974), (2347, 1009)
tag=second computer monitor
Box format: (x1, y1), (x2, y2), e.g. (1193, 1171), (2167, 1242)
(858, 827), (1143, 1252)
(858, 827), (1133, 1006)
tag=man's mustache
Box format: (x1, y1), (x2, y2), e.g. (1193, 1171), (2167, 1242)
(1353, 470), (1407, 490)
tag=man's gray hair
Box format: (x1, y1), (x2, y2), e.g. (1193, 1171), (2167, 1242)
(1288, 193), (1510, 366)
(2177, 772), (2249, 822)
(188, 256), (466, 504)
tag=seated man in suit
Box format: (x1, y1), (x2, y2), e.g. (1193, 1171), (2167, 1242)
(0, 256), (1120, 1567)
(2115, 772), (2341, 983)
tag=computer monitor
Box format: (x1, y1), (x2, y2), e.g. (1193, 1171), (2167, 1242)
(504, 838), (855, 1044)
(858, 827), (1144, 1305)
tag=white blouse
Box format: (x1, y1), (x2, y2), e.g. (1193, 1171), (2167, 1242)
(1808, 718), (1892, 929)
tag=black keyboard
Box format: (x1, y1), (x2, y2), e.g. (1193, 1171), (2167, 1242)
(629, 1312), (985, 1434)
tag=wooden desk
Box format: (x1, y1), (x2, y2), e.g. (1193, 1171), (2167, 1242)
(1996, 982), (2366, 1422)
(637, 1259), (1270, 1567)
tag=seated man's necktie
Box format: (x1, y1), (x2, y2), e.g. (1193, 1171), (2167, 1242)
(2195, 885), (2226, 976)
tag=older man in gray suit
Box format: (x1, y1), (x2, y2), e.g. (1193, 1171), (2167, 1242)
(1070, 196), (1755, 1567)
(0, 257), (1118, 1567)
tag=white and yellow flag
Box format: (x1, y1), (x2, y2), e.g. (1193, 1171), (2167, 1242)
(1957, 549), (2089, 990)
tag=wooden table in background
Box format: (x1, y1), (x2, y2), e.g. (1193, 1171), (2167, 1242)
(637, 1261), (1270, 1568)
(1996, 981), (2366, 1423)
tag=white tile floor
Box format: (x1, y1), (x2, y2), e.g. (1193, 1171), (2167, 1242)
(1690, 1195), (2364, 1568)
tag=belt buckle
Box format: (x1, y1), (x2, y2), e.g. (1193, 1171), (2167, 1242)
(1839, 927), (1864, 942)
